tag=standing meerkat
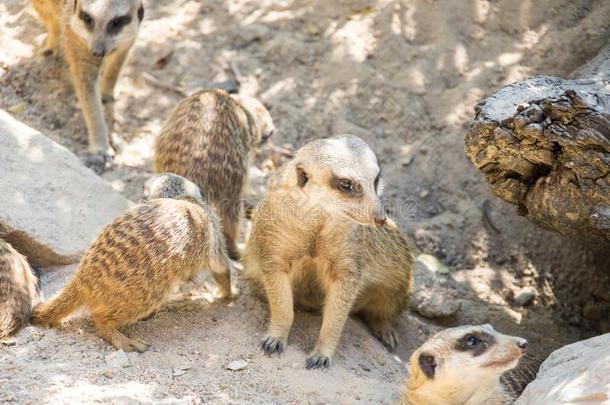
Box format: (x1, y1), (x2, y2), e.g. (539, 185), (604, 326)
(31, 174), (233, 352)
(243, 135), (414, 369)
(399, 324), (539, 405)
(155, 89), (274, 260)
(30, 0), (144, 170)
(0, 240), (41, 339)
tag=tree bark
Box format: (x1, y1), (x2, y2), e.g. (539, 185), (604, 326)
(465, 45), (610, 240)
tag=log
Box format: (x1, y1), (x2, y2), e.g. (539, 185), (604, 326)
(465, 45), (610, 240)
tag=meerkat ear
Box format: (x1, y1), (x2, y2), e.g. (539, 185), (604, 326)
(296, 165), (309, 187)
(419, 353), (437, 378)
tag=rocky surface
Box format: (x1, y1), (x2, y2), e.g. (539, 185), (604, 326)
(516, 333), (610, 404)
(465, 74), (610, 240)
(0, 110), (132, 267)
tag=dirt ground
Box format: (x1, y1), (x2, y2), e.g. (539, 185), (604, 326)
(1, 0), (610, 403)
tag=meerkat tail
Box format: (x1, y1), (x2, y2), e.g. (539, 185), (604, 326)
(30, 280), (82, 327)
(0, 296), (32, 339)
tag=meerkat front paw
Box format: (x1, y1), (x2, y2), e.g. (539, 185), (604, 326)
(260, 335), (286, 355)
(81, 152), (113, 174)
(305, 351), (331, 369)
(101, 93), (115, 104)
(41, 47), (58, 57)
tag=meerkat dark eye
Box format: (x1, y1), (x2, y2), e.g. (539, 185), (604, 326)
(107, 15), (132, 34)
(79, 10), (94, 29)
(465, 334), (479, 347)
(338, 179), (354, 192)
(374, 173), (381, 191)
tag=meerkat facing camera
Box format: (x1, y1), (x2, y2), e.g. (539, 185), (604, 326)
(399, 324), (539, 405)
(155, 89), (274, 260)
(0, 240), (41, 339)
(31, 174), (233, 352)
(243, 135), (414, 369)
(30, 0), (144, 170)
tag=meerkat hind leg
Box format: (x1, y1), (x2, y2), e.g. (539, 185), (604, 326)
(359, 310), (399, 352)
(208, 255), (233, 299)
(31, 0), (60, 56)
(93, 314), (149, 353)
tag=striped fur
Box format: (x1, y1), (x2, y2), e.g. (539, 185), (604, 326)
(0, 240), (40, 339)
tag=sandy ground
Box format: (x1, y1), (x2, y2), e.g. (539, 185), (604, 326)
(1, 0), (610, 403)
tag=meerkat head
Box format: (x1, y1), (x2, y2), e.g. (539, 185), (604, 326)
(272, 134), (387, 227)
(405, 324), (528, 404)
(142, 173), (204, 202)
(69, 0), (144, 58)
(231, 94), (275, 145)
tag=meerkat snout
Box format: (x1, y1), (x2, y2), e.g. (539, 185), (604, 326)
(230, 94), (275, 145)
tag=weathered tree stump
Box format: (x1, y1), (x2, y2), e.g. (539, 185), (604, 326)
(465, 46), (610, 240)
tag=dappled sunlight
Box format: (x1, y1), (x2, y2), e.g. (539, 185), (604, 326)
(1, 0), (609, 402)
(46, 379), (157, 403)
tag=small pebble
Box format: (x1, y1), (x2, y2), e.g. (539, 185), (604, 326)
(514, 290), (536, 306)
(105, 350), (130, 368)
(226, 359), (248, 371)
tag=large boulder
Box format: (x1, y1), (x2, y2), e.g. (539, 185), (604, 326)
(516, 333), (610, 404)
(0, 110), (132, 267)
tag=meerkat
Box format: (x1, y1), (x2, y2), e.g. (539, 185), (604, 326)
(30, 173), (233, 352)
(30, 0), (144, 171)
(154, 89), (274, 260)
(242, 134), (414, 369)
(399, 324), (539, 405)
(0, 240), (41, 339)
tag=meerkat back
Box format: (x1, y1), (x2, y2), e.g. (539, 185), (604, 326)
(0, 240), (40, 339)
(31, 174), (233, 352)
(154, 89), (274, 259)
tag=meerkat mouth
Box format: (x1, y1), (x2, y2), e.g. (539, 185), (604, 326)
(483, 355), (521, 370)
(341, 209), (375, 227)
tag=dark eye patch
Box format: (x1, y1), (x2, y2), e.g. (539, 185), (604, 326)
(79, 10), (94, 30)
(107, 15), (132, 34)
(455, 331), (496, 356)
(374, 170), (381, 192)
(330, 176), (362, 196)
(137, 4), (145, 22)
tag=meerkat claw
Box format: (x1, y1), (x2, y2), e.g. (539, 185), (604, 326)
(81, 152), (113, 174)
(305, 354), (331, 369)
(260, 336), (284, 354)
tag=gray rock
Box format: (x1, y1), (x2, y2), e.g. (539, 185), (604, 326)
(410, 255), (460, 318)
(105, 350), (130, 368)
(516, 333), (610, 404)
(514, 289), (536, 306)
(0, 110), (132, 267)
(226, 359), (248, 371)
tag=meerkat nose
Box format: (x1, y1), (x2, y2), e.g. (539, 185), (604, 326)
(516, 339), (528, 352)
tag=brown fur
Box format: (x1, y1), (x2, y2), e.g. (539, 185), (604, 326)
(0, 240), (40, 339)
(155, 89), (274, 260)
(30, 0), (143, 161)
(399, 325), (536, 405)
(243, 135), (414, 368)
(30, 183), (232, 352)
